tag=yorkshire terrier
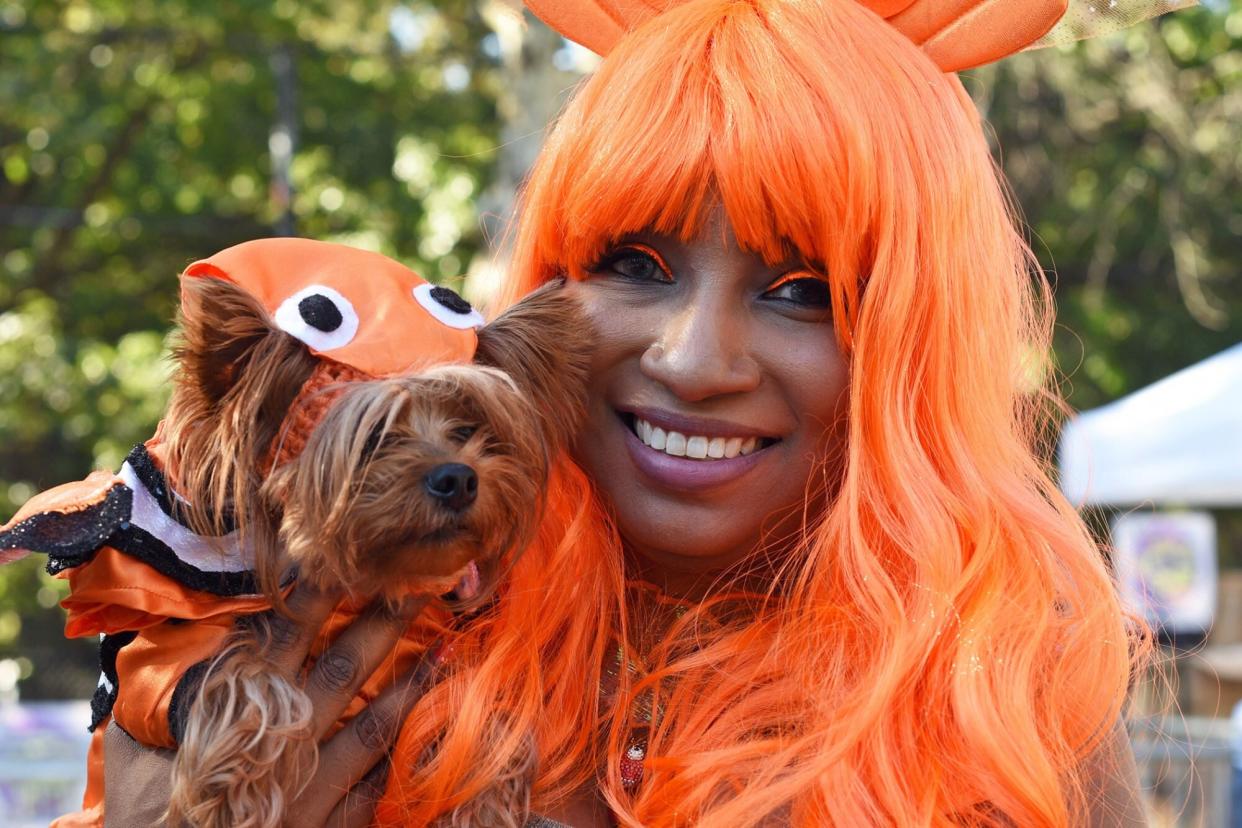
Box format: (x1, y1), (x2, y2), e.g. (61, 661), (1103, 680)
(0, 238), (590, 828)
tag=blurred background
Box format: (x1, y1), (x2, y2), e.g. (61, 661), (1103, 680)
(0, 0), (1237, 824)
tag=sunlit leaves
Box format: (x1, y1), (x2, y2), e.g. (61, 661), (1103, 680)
(973, 3), (1240, 411)
(0, 0), (500, 697)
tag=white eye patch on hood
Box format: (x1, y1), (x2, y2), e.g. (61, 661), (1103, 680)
(413, 283), (485, 330)
(273, 284), (360, 351)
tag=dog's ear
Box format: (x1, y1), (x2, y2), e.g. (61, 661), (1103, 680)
(176, 274), (277, 405)
(173, 275), (317, 421)
(474, 280), (593, 448)
(165, 276), (318, 571)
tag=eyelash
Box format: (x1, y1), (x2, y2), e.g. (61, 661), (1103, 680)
(763, 270), (832, 309)
(591, 245), (830, 310)
(592, 244), (673, 283)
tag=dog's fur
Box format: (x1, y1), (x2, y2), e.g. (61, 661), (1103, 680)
(161, 275), (590, 828)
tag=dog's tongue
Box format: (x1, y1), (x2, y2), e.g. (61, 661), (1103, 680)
(453, 560), (481, 602)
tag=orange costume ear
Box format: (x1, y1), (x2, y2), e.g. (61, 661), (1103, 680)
(523, 0), (1194, 72)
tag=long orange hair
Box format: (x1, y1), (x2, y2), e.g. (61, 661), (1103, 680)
(380, 1), (1143, 824)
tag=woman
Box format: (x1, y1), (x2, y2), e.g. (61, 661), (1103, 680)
(102, 0), (1160, 825)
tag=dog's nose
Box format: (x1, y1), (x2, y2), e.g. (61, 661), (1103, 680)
(423, 463), (478, 511)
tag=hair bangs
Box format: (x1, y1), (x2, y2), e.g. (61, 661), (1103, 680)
(471, 5), (1144, 820)
(524, 0), (930, 340)
(546, 3), (874, 266)
(540, 7), (720, 276)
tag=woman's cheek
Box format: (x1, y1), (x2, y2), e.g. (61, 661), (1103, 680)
(565, 281), (654, 367)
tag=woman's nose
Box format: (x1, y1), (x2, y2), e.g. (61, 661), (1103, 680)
(639, 300), (761, 401)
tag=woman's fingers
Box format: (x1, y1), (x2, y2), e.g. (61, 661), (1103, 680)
(304, 595), (430, 738)
(293, 657), (436, 825)
(265, 581), (344, 677)
(325, 758), (391, 828)
(263, 584), (435, 824)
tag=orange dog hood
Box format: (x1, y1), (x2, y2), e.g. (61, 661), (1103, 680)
(182, 238), (483, 377)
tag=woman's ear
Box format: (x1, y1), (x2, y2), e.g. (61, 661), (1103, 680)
(474, 280), (593, 447)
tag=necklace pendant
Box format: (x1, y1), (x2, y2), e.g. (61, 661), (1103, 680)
(620, 743), (645, 789)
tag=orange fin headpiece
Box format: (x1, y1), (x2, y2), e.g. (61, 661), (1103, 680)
(523, 0), (1195, 71)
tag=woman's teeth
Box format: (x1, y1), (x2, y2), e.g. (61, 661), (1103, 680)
(633, 417), (761, 460)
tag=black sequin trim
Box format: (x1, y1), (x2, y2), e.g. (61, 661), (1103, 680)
(0, 484), (132, 572)
(89, 630), (137, 732)
(168, 658), (211, 745)
(124, 444), (174, 517)
(107, 524), (260, 597)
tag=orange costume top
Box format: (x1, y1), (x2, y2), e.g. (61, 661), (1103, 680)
(0, 238), (486, 825)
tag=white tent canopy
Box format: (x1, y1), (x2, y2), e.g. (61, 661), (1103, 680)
(1058, 342), (1242, 507)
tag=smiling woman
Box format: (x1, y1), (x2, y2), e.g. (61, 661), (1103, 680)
(370, 0), (1149, 826)
(92, 0), (1165, 826)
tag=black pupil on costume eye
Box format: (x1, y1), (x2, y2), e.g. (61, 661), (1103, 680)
(430, 286), (472, 315)
(298, 293), (343, 332)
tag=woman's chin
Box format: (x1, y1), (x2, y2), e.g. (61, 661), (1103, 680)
(574, 415), (814, 579)
(611, 495), (769, 574)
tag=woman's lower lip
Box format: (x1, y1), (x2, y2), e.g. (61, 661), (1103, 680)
(621, 419), (769, 492)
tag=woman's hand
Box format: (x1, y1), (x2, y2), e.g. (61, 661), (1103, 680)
(103, 582), (436, 827)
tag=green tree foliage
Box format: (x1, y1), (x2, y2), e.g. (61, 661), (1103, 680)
(974, 3), (1241, 409)
(0, 1), (1237, 699)
(0, 0), (501, 697)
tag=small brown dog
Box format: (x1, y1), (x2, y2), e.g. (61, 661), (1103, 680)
(0, 238), (590, 827)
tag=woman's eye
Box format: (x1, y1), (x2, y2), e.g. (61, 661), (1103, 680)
(593, 244), (673, 284)
(764, 272), (831, 309)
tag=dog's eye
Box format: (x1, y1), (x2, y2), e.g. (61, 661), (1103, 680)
(274, 285), (359, 351)
(450, 425), (477, 443)
(413, 283), (485, 330)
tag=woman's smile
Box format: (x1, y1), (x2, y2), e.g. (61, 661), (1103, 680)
(617, 405), (780, 492)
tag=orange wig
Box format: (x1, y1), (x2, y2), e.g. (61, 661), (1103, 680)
(380, 1), (1143, 824)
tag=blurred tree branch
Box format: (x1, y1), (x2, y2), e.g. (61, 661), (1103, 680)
(0, 0), (502, 698)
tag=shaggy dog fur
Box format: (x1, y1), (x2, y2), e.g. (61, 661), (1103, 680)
(162, 274), (590, 828)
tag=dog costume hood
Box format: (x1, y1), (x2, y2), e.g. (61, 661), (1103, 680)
(183, 236), (484, 376)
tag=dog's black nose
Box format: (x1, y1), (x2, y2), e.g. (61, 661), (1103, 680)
(423, 463), (478, 511)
